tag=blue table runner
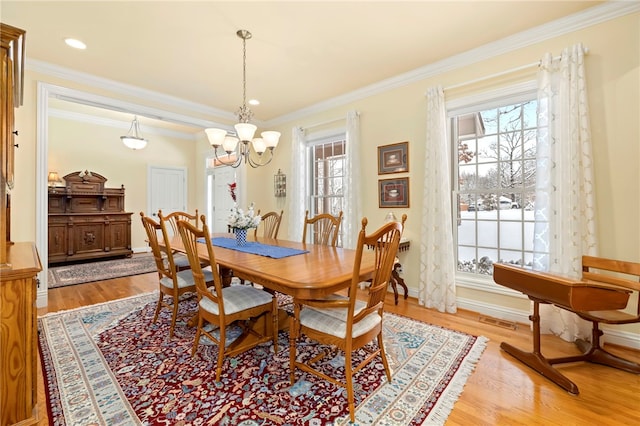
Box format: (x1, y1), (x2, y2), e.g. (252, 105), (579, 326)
(199, 237), (309, 259)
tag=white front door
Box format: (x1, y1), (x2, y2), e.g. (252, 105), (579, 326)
(148, 166), (187, 223)
(209, 166), (237, 233)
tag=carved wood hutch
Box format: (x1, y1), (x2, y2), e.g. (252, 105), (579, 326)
(48, 171), (133, 264)
(1, 22), (42, 426)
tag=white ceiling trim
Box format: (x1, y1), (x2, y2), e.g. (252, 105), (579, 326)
(48, 108), (197, 141)
(46, 83), (232, 131)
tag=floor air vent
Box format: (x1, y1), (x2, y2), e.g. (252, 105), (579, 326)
(478, 315), (517, 330)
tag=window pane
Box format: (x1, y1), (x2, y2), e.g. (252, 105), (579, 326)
(309, 137), (345, 246)
(500, 221), (522, 250)
(453, 97), (544, 279)
(500, 249), (524, 265)
(477, 220), (497, 246)
(458, 219), (476, 245)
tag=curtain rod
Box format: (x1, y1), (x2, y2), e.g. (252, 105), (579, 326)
(300, 116), (346, 131)
(443, 47), (588, 92)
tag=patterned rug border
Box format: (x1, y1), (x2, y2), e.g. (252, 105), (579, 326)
(38, 292), (488, 425)
(47, 252), (157, 289)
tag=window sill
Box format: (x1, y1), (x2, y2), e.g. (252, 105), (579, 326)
(456, 272), (527, 299)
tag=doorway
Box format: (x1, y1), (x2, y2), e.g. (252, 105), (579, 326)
(206, 164), (238, 233)
(148, 166), (188, 230)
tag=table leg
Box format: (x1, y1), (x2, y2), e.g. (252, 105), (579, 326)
(500, 300), (580, 395)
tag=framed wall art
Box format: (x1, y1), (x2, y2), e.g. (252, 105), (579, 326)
(378, 177), (409, 208)
(377, 141), (409, 174)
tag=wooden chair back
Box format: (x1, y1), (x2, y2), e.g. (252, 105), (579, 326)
(139, 212), (178, 280)
(353, 217), (404, 317)
(159, 209), (199, 238)
(581, 255), (640, 321)
(254, 209), (283, 239)
(176, 216), (224, 312)
(302, 210), (343, 246)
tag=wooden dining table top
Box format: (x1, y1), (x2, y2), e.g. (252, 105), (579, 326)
(166, 233), (375, 299)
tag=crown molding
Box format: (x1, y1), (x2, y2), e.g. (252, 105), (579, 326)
(268, 1), (640, 126)
(27, 59), (238, 123)
(48, 108), (197, 141)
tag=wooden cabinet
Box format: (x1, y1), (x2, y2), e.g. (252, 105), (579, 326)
(48, 171), (133, 264)
(1, 22), (25, 263)
(0, 23), (38, 425)
(0, 243), (41, 425)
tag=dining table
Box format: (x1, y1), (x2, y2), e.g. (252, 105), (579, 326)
(165, 233), (376, 300)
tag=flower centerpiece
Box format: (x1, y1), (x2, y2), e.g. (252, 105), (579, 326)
(227, 203), (261, 246)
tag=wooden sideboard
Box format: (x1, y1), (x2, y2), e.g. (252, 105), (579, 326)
(48, 171), (133, 264)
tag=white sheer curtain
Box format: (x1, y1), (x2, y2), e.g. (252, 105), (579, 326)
(533, 43), (597, 341)
(289, 127), (307, 242)
(343, 111), (362, 249)
(420, 86), (457, 313)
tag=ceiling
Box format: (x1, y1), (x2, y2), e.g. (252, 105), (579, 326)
(2, 1), (605, 129)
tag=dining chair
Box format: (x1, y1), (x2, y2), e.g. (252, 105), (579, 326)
(158, 209), (200, 271)
(177, 215), (278, 381)
(289, 216), (404, 423)
(140, 212), (214, 339)
(302, 210), (343, 247)
(254, 209), (283, 239)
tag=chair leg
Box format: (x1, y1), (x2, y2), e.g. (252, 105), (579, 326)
(216, 326), (226, 382)
(289, 314), (298, 385)
(191, 315), (203, 357)
(169, 297), (179, 338)
(345, 350), (355, 424)
(152, 293), (164, 324)
(378, 333), (392, 383)
(574, 322), (640, 374)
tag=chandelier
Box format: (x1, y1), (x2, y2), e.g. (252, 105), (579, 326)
(205, 30), (280, 168)
(120, 116), (148, 150)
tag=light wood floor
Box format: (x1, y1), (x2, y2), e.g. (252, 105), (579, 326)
(36, 273), (640, 425)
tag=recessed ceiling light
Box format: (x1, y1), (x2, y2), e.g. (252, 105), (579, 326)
(249, 99), (260, 106)
(64, 38), (87, 50)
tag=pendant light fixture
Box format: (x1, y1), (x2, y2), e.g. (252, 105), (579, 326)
(205, 30), (280, 168)
(121, 116), (148, 150)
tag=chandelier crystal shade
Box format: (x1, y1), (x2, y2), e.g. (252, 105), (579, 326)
(120, 116), (148, 150)
(206, 30), (280, 168)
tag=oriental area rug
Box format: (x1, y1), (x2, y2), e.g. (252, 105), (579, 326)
(47, 252), (157, 288)
(38, 292), (488, 425)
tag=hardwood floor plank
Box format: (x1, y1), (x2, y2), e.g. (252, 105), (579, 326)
(36, 274), (640, 425)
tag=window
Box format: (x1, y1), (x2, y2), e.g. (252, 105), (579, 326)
(308, 135), (345, 246)
(453, 95), (541, 278)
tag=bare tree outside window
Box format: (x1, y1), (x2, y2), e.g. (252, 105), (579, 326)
(309, 137), (345, 246)
(455, 100), (540, 276)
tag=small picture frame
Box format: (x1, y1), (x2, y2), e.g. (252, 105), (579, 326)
(378, 141), (409, 174)
(379, 177), (409, 208)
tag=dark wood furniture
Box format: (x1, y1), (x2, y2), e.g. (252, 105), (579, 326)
(493, 261), (637, 394)
(48, 171), (133, 264)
